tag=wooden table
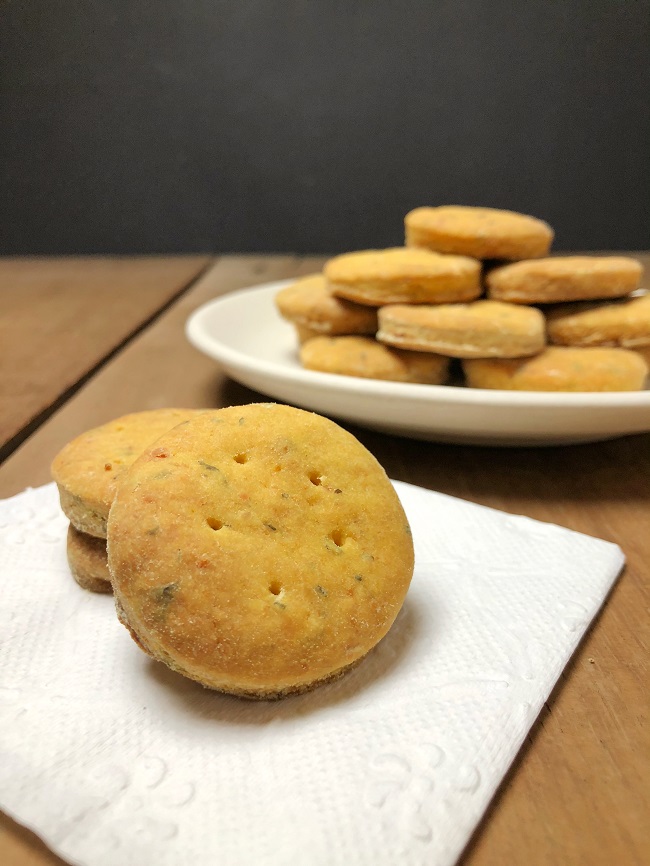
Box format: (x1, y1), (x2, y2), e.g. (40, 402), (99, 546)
(1, 255), (648, 866)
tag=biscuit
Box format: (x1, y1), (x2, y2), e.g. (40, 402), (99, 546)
(67, 524), (111, 593)
(463, 346), (648, 392)
(486, 256), (643, 304)
(377, 300), (546, 358)
(405, 206), (553, 260)
(52, 408), (200, 538)
(275, 274), (378, 341)
(299, 335), (450, 384)
(324, 247), (481, 306)
(546, 293), (650, 348)
(108, 404), (414, 699)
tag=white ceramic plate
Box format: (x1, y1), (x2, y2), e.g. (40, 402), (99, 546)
(186, 281), (650, 446)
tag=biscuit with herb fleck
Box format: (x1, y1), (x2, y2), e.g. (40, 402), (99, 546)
(546, 293), (650, 348)
(67, 524), (111, 593)
(405, 205), (553, 260)
(635, 345), (650, 367)
(486, 256), (642, 304)
(51, 408), (201, 538)
(324, 247), (481, 306)
(300, 335), (450, 383)
(275, 274), (378, 343)
(377, 300), (546, 358)
(108, 404), (414, 699)
(463, 346), (648, 391)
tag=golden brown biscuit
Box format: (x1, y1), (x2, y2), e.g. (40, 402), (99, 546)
(300, 335), (450, 384)
(377, 300), (546, 358)
(51, 408), (201, 538)
(405, 206), (553, 260)
(275, 274), (378, 340)
(108, 405), (414, 699)
(67, 524), (111, 593)
(463, 347), (648, 392)
(324, 247), (481, 306)
(546, 293), (650, 347)
(486, 256), (642, 304)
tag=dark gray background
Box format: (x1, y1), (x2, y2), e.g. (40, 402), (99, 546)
(2, 1), (649, 255)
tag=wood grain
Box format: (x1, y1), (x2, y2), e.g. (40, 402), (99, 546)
(0, 255), (324, 498)
(0, 254), (648, 866)
(0, 256), (210, 454)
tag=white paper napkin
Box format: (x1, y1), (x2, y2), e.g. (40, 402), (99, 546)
(0, 481), (623, 866)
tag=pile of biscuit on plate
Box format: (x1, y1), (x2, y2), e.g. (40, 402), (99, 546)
(275, 205), (649, 391)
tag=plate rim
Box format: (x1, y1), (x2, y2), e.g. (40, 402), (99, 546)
(186, 281), (650, 411)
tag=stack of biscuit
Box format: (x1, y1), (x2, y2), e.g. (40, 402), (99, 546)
(51, 408), (200, 593)
(276, 206), (649, 391)
(51, 404), (415, 700)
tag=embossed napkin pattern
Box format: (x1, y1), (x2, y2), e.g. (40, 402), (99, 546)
(0, 482), (623, 866)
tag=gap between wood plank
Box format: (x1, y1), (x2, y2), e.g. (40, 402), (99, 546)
(0, 257), (217, 466)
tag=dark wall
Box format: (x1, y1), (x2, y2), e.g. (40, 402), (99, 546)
(2, 1), (649, 255)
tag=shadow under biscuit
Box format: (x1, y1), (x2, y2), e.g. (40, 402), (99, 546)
(141, 599), (425, 725)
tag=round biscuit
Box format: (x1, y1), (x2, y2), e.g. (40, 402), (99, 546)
(51, 408), (201, 538)
(635, 345), (650, 367)
(405, 206), (553, 260)
(377, 300), (546, 358)
(324, 247), (481, 306)
(275, 274), (378, 336)
(108, 404), (414, 699)
(486, 256), (642, 304)
(546, 293), (650, 347)
(300, 335), (450, 383)
(67, 524), (111, 593)
(462, 346), (648, 392)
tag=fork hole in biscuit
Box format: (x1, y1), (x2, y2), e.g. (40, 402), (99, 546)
(309, 471), (323, 486)
(268, 580), (282, 596)
(207, 517), (224, 531)
(273, 464), (282, 472)
(330, 529), (346, 547)
(233, 453), (249, 464)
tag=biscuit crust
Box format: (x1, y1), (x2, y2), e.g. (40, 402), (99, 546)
(300, 336), (450, 383)
(324, 247), (481, 306)
(67, 524), (111, 593)
(546, 293), (650, 348)
(108, 405), (414, 699)
(463, 346), (648, 392)
(275, 274), (378, 336)
(486, 256), (642, 304)
(405, 206), (553, 260)
(51, 408), (201, 537)
(377, 301), (546, 358)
